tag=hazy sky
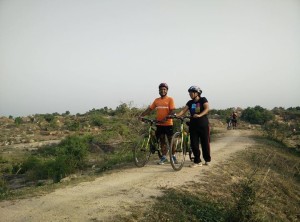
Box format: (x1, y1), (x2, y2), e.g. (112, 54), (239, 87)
(1, 0), (299, 117)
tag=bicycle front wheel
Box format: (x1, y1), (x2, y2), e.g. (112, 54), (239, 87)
(134, 133), (152, 167)
(170, 132), (186, 171)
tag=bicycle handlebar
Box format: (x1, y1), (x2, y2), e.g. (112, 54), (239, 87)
(141, 117), (165, 124)
(166, 115), (191, 122)
(140, 115), (190, 124)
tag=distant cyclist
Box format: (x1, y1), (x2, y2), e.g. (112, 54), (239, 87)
(175, 86), (211, 167)
(138, 83), (175, 165)
(231, 111), (238, 129)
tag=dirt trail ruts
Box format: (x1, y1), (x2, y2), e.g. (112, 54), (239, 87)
(0, 129), (256, 221)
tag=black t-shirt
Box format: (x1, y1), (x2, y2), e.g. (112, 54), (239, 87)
(186, 97), (209, 127)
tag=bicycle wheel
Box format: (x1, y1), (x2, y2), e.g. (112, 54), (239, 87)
(170, 132), (186, 171)
(134, 133), (151, 167)
(227, 121), (232, 130)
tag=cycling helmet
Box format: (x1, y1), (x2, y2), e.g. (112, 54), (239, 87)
(188, 86), (202, 94)
(159, 83), (168, 89)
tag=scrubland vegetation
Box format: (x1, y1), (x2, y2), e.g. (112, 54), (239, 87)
(0, 104), (299, 221)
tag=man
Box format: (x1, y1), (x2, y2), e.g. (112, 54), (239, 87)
(139, 83), (175, 164)
(231, 111), (238, 129)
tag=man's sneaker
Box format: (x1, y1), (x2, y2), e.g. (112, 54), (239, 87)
(189, 162), (203, 168)
(157, 156), (167, 165)
(204, 162), (209, 166)
(172, 155), (178, 164)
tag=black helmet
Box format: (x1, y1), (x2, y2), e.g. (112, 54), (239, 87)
(159, 83), (168, 89)
(188, 85), (202, 94)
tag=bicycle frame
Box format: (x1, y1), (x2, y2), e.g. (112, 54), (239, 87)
(134, 118), (164, 167)
(168, 115), (192, 170)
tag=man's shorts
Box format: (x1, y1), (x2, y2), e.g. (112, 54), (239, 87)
(155, 125), (173, 138)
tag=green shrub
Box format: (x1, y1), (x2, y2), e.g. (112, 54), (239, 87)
(14, 117), (23, 125)
(97, 146), (133, 171)
(17, 135), (91, 183)
(112, 123), (130, 137)
(90, 114), (105, 127)
(241, 106), (274, 125)
(227, 179), (258, 222)
(56, 135), (90, 167)
(210, 108), (234, 121)
(66, 120), (81, 131)
(19, 156), (47, 181)
(45, 156), (73, 182)
(44, 114), (55, 123)
(20, 156), (41, 174)
(92, 131), (116, 144)
(0, 178), (9, 199)
(263, 121), (293, 142)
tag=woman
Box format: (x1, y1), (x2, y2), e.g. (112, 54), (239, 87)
(176, 86), (211, 167)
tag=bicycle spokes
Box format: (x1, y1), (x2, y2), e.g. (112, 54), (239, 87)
(134, 134), (151, 167)
(170, 132), (186, 171)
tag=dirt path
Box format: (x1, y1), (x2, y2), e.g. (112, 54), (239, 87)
(0, 129), (256, 221)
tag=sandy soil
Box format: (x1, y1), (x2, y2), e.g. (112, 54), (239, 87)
(0, 129), (256, 222)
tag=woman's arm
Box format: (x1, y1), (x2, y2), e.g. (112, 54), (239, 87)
(176, 106), (189, 117)
(194, 102), (209, 118)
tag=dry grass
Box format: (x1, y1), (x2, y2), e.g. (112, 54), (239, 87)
(122, 136), (300, 222)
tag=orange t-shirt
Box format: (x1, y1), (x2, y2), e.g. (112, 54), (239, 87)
(150, 96), (175, 126)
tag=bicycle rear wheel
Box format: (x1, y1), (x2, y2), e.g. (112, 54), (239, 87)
(170, 132), (186, 171)
(134, 133), (151, 167)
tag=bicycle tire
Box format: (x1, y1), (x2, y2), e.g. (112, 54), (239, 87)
(170, 132), (186, 171)
(134, 133), (152, 167)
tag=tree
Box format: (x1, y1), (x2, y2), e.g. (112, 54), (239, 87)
(241, 106), (274, 125)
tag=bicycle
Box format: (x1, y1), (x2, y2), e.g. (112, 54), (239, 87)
(227, 118), (237, 130)
(227, 119), (233, 130)
(168, 115), (194, 171)
(232, 119), (237, 129)
(133, 117), (169, 167)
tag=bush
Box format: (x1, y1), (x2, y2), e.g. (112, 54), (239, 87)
(89, 114), (105, 127)
(20, 156), (47, 181)
(227, 179), (258, 222)
(0, 178), (9, 199)
(241, 106), (274, 125)
(17, 135), (91, 183)
(263, 121), (293, 142)
(66, 120), (81, 131)
(56, 135), (91, 168)
(14, 117), (23, 125)
(46, 156), (73, 182)
(210, 108), (234, 121)
(44, 114), (55, 123)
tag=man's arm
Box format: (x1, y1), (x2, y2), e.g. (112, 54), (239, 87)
(139, 106), (152, 119)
